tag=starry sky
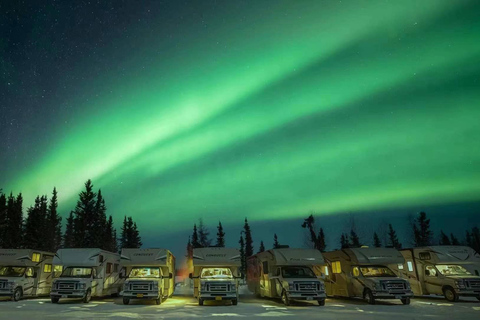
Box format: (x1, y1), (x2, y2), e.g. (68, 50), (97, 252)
(1, 0), (480, 256)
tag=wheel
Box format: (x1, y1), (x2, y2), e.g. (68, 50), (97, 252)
(198, 298), (204, 306)
(232, 299), (238, 305)
(123, 298), (130, 305)
(12, 288), (22, 302)
(317, 299), (325, 306)
(401, 297), (410, 305)
(51, 297), (60, 303)
(281, 291), (290, 306)
(443, 287), (459, 302)
(364, 289), (375, 305)
(83, 289), (91, 303)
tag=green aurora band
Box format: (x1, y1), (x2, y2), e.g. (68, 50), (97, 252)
(4, 0), (480, 234)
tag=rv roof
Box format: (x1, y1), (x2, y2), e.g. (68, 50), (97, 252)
(269, 248), (326, 266)
(121, 248), (172, 266)
(192, 247), (241, 267)
(413, 246), (480, 263)
(348, 248), (404, 265)
(54, 248), (119, 267)
(0, 249), (54, 267)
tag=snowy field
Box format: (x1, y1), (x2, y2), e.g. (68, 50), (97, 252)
(1, 286), (479, 320)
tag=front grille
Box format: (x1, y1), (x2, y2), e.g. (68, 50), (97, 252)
(207, 283), (229, 292)
(57, 282), (77, 290)
(295, 282), (321, 292)
(0, 281), (6, 290)
(129, 281), (153, 292)
(466, 280), (480, 289)
(383, 281), (406, 291)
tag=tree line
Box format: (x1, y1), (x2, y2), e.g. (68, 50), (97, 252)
(0, 180), (142, 253)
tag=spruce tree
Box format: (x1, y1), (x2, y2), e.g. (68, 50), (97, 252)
(239, 234), (246, 278)
(23, 196), (44, 250)
(104, 215), (116, 252)
(63, 211), (75, 248)
(73, 180), (97, 247)
(388, 224), (402, 249)
(46, 188), (62, 252)
(216, 221), (225, 247)
(413, 212), (432, 247)
(4, 193), (23, 248)
(439, 230), (451, 245)
(198, 219), (211, 247)
(373, 232), (382, 247)
(273, 233), (279, 249)
(121, 216), (128, 249)
(0, 192), (6, 248)
(318, 228), (326, 252)
(244, 218), (253, 257)
(302, 214), (318, 249)
(186, 236), (193, 260)
(258, 241), (265, 253)
(465, 230), (472, 247)
(95, 189), (108, 248)
(192, 224), (200, 248)
(132, 222), (142, 248)
(120, 216), (142, 249)
(471, 227), (480, 253)
(350, 229), (361, 248)
(450, 233), (460, 246)
(112, 228), (118, 253)
(340, 233), (350, 249)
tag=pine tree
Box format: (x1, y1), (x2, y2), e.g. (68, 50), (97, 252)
(450, 233), (460, 246)
(471, 227), (480, 253)
(94, 189), (108, 248)
(73, 180), (97, 247)
(465, 230), (472, 247)
(46, 188), (62, 252)
(0, 192), (6, 248)
(258, 241), (265, 253)
(350, 229), (361, 248)
(388, 224), (402, 249)
(112, 228), (118, 253)
(439, 230), (451, 245)
(244, 218), (253, 257)
(132, 222), (142, 248)
(64, 211), (75, 248)
(373, 232), (382, 248)
(239, 234), (246, 278)
(302, 214), (318, 249)
(187, 236), (193, 259)
(340, 233), (350, 249)
(121, 216), (128, 249)
(216, 221), (225, 247)
(4, 193), (23, 248)
(273, 233), (279, 249)
(192, 224), (201, 248)
(23, 196), (44, 250)
(318, 228), (326, 252)
(104, 215), (116, 252)
(413, 212), (432, 247)
(119, 216), (142, 249)
(198, 218), (211, 247)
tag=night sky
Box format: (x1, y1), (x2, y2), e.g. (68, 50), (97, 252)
(1, 0), (480, 258)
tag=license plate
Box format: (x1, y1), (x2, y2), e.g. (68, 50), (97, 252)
(395, 295), (401, 299)
(215, 296), (222, 301)
(61, 295), (68, 298)
(307, 297), (313, 301)
(137, 294), (144, 298)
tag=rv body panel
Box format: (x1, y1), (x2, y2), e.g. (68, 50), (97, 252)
(192, 248), (241, 304)
(121, 248), (175, 303)
(50, 248), (123, 302)
(0, 249), (55, 300)
(247, 248), (326, 305)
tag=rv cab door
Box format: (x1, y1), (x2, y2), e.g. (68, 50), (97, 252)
(24, 267), (36, 296)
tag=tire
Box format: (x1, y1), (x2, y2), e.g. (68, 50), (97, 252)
(443, 287), (459, 302)
(12, 288), (22, 302)
(364, 289), (375, 305)
(281, 291), (290, 306)
(317, 299), (325, 306)
(83, 289), (91, 303)
(198, 298), (204, 306)
(123, 298), (130, 305)
(232, 299), (238, 305)
(51, 297), (60, 304)
(401, 297), (410, 305)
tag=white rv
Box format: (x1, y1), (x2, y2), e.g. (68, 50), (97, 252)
(120, 248), (175, 305)
(0, 249), (55, 301)
(190, 247), (241, 306)
(395, 246), (480, 302)
(323, 248), (413, 305)
(247, 248), (327, 306)
(50, 248), (123, 303)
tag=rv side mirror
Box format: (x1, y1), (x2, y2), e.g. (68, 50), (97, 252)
(33, 271), (38, 278)
(169, 273), (173, 279)
(189, 273), (193, 279)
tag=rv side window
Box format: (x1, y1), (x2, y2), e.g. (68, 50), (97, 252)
(106, 263), (113, 274)
(263, 262), (269, 274)
(44, 264), (52, 273)
(54, 265), (63, 277)
(332, 261), (341, 274)
(324, 266), (329, 276)
(353, 267), (360, 277)
(32, 253), (41, 262)
(419, 252), (431, 260)
(114, 264), (119, 273)
(425, 266), (437, 277)
(397, 264), (404, 270)
(407, 261), (413, 272)
(25, 267), (34, 277)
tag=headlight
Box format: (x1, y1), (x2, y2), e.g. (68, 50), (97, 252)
(374, 283), (383, 291)
(288, 283), (294, 291)
(123, 283), (128, 290)
(231, 284), (236, 291)
(7, 282), (15, 289)
(200, 283), (206, 290)
(153, 282), (159, 290)
(405, 281), (411, 290)
(77, 283), (86, 290)
(455, 280), (466, 289)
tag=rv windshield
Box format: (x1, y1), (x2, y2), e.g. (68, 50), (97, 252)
(0, 266), (26, 277)
(200, 268), (233, 279)
(129, 267), (160, 278)
(436, 265), (472, 276)
(281, 266), (316, 278)
(60, 267), (93, 278)
(359, 266), (396, 277)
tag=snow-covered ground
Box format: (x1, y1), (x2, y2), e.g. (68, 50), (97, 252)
(1, 286), (479, 320)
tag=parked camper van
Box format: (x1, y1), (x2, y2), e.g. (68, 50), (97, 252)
(120, 248), (175, 305)
(394, 246), (480, 302)
(190, 247), (241, 306)
(0, 249), (55, 301)
(247, 248), (327, 306)
(50, 248), (123, 303)
(323, 248), (413, 305)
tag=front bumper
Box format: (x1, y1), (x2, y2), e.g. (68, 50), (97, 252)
(199, 291), (238, 300)
(287, 291), (326, 300)
(0, 290), (13, 297)
(123, 291), (160, 299)
(373, 290), (414, 299)
(50, 290), (86, 299)
(457, 289), (480, 297)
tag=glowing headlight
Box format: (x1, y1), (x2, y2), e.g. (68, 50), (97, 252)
(455, 280), (465, 289)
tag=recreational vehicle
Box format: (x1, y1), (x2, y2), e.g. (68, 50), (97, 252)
(0, 249), (55, 301)
(323, 247), (413, 305)
(247, 248), (327, 306)
(120, 248), (175, 305)
(395, 246), (480, 302)
(190, 247), (241, 306)
(50, 248), (123, 303)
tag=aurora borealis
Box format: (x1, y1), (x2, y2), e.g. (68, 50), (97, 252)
(1, 1), (480, 251)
